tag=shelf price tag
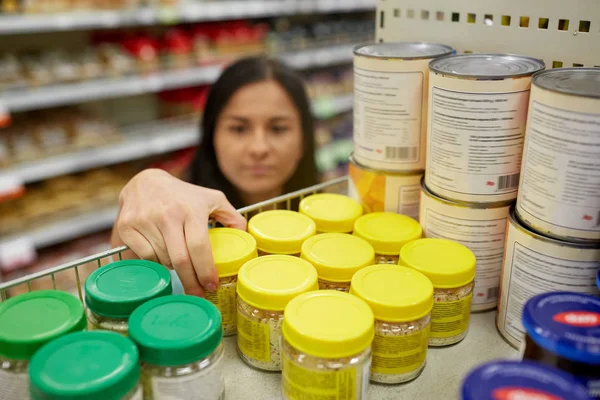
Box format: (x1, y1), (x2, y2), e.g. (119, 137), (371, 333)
(0, 237), (37, 273)
(157, 7), (179, 24)
(0, 174), (24, 202)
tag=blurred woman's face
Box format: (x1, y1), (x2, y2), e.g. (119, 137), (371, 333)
(214, 80), (304, 204)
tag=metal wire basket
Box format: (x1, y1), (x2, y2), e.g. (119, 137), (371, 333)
(0, 176), (348, 303)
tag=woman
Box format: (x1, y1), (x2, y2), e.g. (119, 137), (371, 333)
(111, 56), (319, 297)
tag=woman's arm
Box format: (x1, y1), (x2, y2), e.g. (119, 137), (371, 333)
(111, 168), (246, 297)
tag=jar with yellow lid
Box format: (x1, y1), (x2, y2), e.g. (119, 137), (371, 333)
(354, 212), (422, 264)
(350, 265), (433, 384)
(282, 290), (374, 400)
(399, 238), (476, 347)
(301, 233), (374, 291)
(236, 255), (318, 371)
(248, 210), (316, 256)
(299, 193), (363, 233)
(207, 227), (257, 336)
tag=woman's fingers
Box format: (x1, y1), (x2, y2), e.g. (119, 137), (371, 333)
(184, 213), (219, 294)
(118, 227), (159, 263)
(206, 189), (247, 230)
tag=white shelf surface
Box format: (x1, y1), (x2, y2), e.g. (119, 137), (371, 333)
(1, 45), (355, 113)
(0, 0), (375, 35)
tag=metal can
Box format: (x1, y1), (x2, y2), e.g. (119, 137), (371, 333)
(419, 181), (511, 312)
(516, 68), (600, 242)
(348, 154), (422, 220)
(426, 54), (545, 203)
(496, 208), (600, 349)
(353, 42), (453, 172)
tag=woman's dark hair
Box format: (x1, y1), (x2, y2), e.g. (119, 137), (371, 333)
(189, 56), (318, 209)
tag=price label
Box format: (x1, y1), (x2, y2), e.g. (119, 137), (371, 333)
(0, 237), (37, 273)
(0, 175), (25, 202)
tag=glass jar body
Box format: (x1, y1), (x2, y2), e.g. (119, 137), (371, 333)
(318, 278), (351, 292)
(429, 281), (474, 346)
(206, 275), (238, 337)
(123, 384), (143, 400)
(375, 253), (399, 265)
(141, 343), (225, 400)
(86, 308), (128, 335)
(0, 356), (29, 400)
(236, 297), (283, 371)
(257, 250), (300, 257)
(281, 337), (371, 400)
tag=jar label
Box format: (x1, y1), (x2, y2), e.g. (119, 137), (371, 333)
(0, 369), (29, 400)
(430, 294), (472, 338)
(206, 284), (237, 326)
(282, 353), (358, 400)
(149, 363), (225, 400)
(371, 326), (429, 375)
(237, 311), (271, 363)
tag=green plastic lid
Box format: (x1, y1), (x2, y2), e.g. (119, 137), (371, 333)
(29, 331), (140, 400)
(84, 260), (172, 318)
(0, 290), (86, 360)
(128, 295), (222, 366)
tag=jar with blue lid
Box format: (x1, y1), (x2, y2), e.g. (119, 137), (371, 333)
(461, 360), (592, 400)
(522, 292), (600, 398)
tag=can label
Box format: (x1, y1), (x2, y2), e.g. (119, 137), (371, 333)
(430, 294), (472, 338)
(237, 311), (271, 363)
(426, 86), (530, 202)
(517, 100), (600, 240)
(371, 326), (429, 375)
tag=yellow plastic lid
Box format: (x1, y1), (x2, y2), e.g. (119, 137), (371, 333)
(248, 210), (316, 254)
(399, 238), (476, 288)
(283, 291), (374, 359)
(350, 265), (433, 322)
(353, 212), (422, 255)
(301, 233), (374, 282)
(209, 228), (257, 277)
(299, 194), (363, 233)
(237, 255), (318, 311)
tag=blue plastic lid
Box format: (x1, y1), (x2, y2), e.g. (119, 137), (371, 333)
(597, 270), (600, 291)
(522, 292), (600, 365)
(461, 360), (592, 400)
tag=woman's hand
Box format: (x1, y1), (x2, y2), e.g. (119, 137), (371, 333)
(111, 168), (246, 297)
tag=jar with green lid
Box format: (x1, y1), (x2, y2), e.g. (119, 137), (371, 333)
(208, 227), (258, 336)
(29, 331), (142, 400)
(282, 291), (374, 400)
(128, 295), (225, 400)
(0, 290), (86, 400)
(248, 210), (316, 256)
(299, 193), (363, 233)
(354, 212), (422, 264)
(399, 238), (476, 347)
(301, 233), (374, 291)
(350, 265), (433, 384)
(84, 260), (172, 335)
(237, 255), (318, 371)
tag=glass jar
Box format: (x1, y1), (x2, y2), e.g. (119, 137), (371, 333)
(400, 238), (476, 346)
(350, 265), (433, 384)
(29, 331), (142, 400)
(248, 210), (316, 256)
(207, 227), (258, 337)
(129, 295), (225, 400)
(0, 290), (86, 400)
(84, 260), (172, 335)
(301, 233), (374, 292)
(282, 291), (374, 400)
(299, 193), (363, 233)
(354, 212), (422, 264)
(236, 255), (318, 371)
(522, 292), (600, 398)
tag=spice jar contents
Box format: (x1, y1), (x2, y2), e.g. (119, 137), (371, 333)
(129, 295), (225, 400)
(85, 260), (172, 335)
(354, 212), (422, 264)
(301, 233), (374, 291)
(29, 331), (142, 400)
(400, 238), (475, 346)
(461, 360), (592, 400)
(207, 228), (258, 337)
(248, 210), (316, 256)
(237, 255), (318, 371)
(282, 291), (374, 400)
(350, 265), (433, 384)
(299, 193), (363, 233)
(522, 292), (600, 398)
(0, 290), (86, 400)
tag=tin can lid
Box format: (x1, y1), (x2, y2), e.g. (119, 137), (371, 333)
(299, 193), (363, 233)
(248, 210), (316, 254)
(461, 360), (591, 400)
(429, 53), (545, 79)
(522, 291), (600, 365)
(533, 68), (600, 98)
(354, 42), (453, 60)
(29, 331), (140, 400)
(209, 228), (257, 277)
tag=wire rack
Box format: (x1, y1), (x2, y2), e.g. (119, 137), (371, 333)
(0, 176), (348, 303)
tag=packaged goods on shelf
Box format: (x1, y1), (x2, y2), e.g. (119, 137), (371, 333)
(299, 193), (363, 233)
(248, 210), (316, 256)
(1, 0), (144, 14)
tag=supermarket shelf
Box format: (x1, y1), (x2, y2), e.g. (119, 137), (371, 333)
(1, 45), (356, 112)
(0, 0), (376, 35)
